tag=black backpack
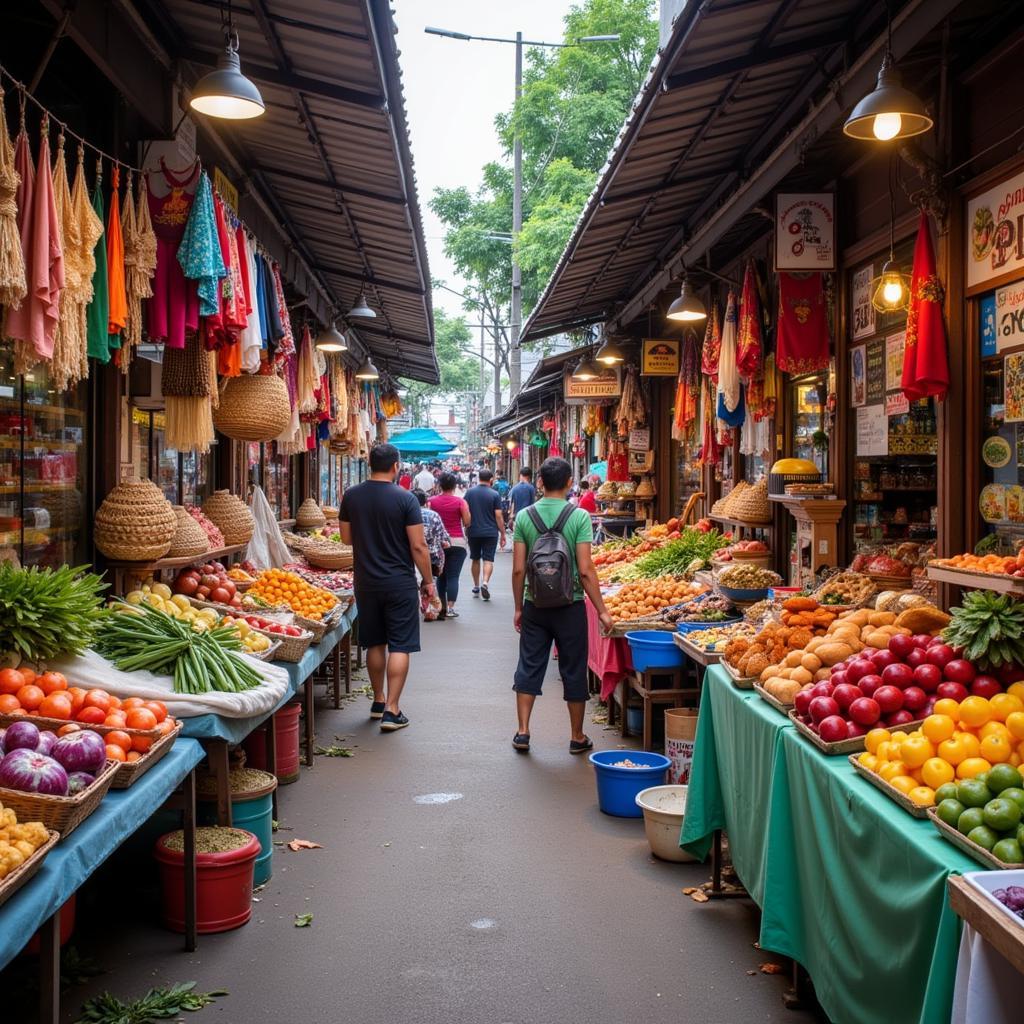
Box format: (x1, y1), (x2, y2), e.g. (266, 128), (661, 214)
(525, 505), (576, 608)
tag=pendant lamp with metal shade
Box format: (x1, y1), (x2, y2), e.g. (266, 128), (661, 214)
(572, 352), (601, 381)
(355, 355), (380, 381)
(871, 154), (911, 312)
(595, 336), (626, 366)
(665, 273), (707, 323)
(315, 322), (348, 353)
(349, 289), (376, 319)
(189, 2), (265, 121)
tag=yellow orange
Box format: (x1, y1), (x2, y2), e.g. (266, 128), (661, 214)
(1006, 711), (1024, 742)
(959, 733), (982, 759)
(922, 714), (956, 745)
(990, 693), (1024, 721)
(865, 728), (891, 755)
(921, 757), (955, 789)
(876, 741), (900, 763)
(980, 733), (1014, 764)
(933, 698), (961, 721)
(879, 761), (909, 783)
(858, 752), (879, 772)
(899, 735), (935, 769)
(889, 775), (918, 796)
(907, 786), (936, 807)
(958, 696), (993, 729)
(1007, 681), (1024, 703)
(979, 721), (1012, 742)
(937, 735), (970, 766)
(956, 756), (993, 779)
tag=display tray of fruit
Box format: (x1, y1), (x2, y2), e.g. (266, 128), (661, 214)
(721, 659), (757, 690)
(661, 594), (739, 625)
(789, 707), (927, 755)
(811, 570), (876, 609)
(0, 809), (58, 910)
(928, 798), (1024, 870)
(603, 578), (706, 631)
(109, 720), (183, 789)
(753, 682), (792, 717)
(247, 569), (340, 629)
(681, 621), (754, 653)
(963, 872), (1024, 928)
(848, 752), (931, 818)
(929, 553), (1024, 579)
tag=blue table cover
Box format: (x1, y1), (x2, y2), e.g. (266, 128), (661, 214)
(178, 610), (356, 743)
(0, 738), (204, 969)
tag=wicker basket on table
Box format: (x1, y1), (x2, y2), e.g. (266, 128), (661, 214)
(0, 759), (120, 837)
(203, 490), (254, 546)
(212, 372), (292, 442)
(166, 505), (210, 559)
(94, 480), (177, 561)
(110, 722), (183, 789)
(296, 498), (327, 530)
(250, 626), (313, 663)
(0, 830), (59, 909)
(304, 545), (354, 571)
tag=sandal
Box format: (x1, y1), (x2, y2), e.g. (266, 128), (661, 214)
(512, 733), (531, 752)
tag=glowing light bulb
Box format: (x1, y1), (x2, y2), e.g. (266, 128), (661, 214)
(872, 112), (902, 141)
(882, 277), (904, 305)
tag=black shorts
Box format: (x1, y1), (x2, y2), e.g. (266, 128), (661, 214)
(468, 536), (498, 562)
(513, 600), (588, 702)
(355, 587), (420, 653)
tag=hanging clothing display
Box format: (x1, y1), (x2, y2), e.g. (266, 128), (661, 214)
(736, 260), (763, 380)
(902, 211), (949, 402)
(672, 332), (700, 440)
(238, 233), (262, 371)
(698, 378), (720, 466)
(701, 301), (721, 380)
(120, 172), (156, 366)
(717, 290), (741, 413)
(740, 405), (771, 456)
(177, 170), (225, 319)
(105, 166), (126, 348)
(49, 135), (80, 389)
(295, 326), (318, 412)
(85, 172), (110, 362)
(65, 151), (103, 384)
(271, 262), (295, 357)
(776, 272), (830, 373)
(0, 88), (26, 312)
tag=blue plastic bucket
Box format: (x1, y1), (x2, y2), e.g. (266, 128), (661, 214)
(625, 630), (685, 671)
(588, 749), (671, 817)
(198, 771), (278, 887)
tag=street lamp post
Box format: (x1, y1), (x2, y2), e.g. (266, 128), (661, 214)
(426, 27), (620, 402)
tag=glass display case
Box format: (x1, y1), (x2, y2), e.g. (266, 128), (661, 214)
(129, 407), (210, 508)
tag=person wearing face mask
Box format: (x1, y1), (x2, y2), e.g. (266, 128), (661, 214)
(339, 443), (435, 733)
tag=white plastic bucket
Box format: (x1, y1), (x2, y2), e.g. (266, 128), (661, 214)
(635, 785), (695, 862)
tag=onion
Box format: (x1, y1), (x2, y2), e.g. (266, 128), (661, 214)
(51, 729), (107, 776)
(0, 749), (69, 795)
(66, 771), (95, 795)
(36, 731), (57, 757)
(4, 720), (41, 753)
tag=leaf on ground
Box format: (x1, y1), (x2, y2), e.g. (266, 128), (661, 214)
(314, 745), (353, 757)
(287, 839), (322, 852)
(759, 962), (784, 975)
(688, 890), (709, 903)
(294, 913), (313, 928)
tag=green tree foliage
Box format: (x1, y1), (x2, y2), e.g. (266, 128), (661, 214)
(402, 309), (481, 425)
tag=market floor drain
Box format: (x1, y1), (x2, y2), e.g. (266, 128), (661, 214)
(413, 792), (463, 805)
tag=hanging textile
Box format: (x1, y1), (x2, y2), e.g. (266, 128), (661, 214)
(615, 365), (645, 436)
(701, 301), (721, 381)
(776, 272), (830, 373)
(271, 262), (295, 357)
(736, 260), (763, 380)
(224, 215), (247, 335)
(49, 135), (81, 388)
(120, 172), (156, 369)
(64, 150), (103, 384)
(177, 170), (225, 318)
(85, 170), (110, 362)
(147, 159), (200, 350)
(4, 124), (33, 350)
(740, 408), (771, 457)
(105, 166), (126, 348)
(0, 88), (26, 311)
(161, 330), (213, 452)
(902, 211), (949, 401)
(717, 290), (741, 413)
(239, 233), (262, 371)
(295, 325), (318, 412)
(672, 332), (700, 439)
(698, 379), (720, 466)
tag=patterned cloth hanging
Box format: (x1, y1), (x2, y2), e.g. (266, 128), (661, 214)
(672, 331), (700, 439)
(717, 290), (741, 414)
(901, 211), (949, 401)
(777, 272), (830, 373)
(85, 169), (110, 362)
(49, 134), (81, 388)
(67, 150), (103, 383)
(701, 301), (721, 381)
(0, 88), (26, 311)
(295, 325), (318, 413)
(119, 172), (156, 372)
(698, 378), (720, 466)
(736, 260), (763, 380)
(177, 171), (225, 318)
(106, 166), (126, 348)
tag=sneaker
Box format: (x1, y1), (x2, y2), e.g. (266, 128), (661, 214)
(472, 587), (480, 598)
(369, 701), (386, 720)
(512, 733), (530, 751)
(380, 711), (410, 731)
(569, 736), (594, 755)
(481, 583), (490, 601)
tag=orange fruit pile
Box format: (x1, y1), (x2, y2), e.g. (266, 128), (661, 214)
(249, 568), (338, 621)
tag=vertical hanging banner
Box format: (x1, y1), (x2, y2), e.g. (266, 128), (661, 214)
(851, 264), (876, 340)
(775, 193), (836, 270)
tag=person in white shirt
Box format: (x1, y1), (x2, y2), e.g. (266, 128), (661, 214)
(413, 465), (436, 493)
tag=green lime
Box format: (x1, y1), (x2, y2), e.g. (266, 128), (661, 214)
(984, 798), (1023, 832)
(958, 807), (986, 834)
(999, 787), (1024, 812)
(936, 799), (965, 828)
(935, 783), (960, 804)
(987, 764), (1023, 794)
(958, 779), (991, 809)
(1018, 822), (1024, 847)
(992, 838), (1024, 864)
(974, 773), (990, 792)
(967, 825), (999, 850)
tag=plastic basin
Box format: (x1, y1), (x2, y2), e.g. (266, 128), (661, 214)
(635, 785), (696, 862)
(589, 749), (670, 817)
(625, 630), (685, 671)
(718, 584), (769, 603)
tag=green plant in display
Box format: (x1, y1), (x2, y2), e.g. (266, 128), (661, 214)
(76, 981), (227, 1023)
(630, 529), (729, 578)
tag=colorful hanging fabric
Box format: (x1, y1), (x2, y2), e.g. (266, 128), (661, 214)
(902, 211), (949, 401)
(4, 124), (33, 355)
(672, 332), (700, 439)
(120, 172), (156, 369)
(49, 135), (81, 389)
(736, 260), (763, 380)
(0, 88), (26, 311)
(177, 171), (225, 318)
(271, 262), (295, 357)
(701, 301), (721, 381)
(224, 215), (246, 335)
(296, 325), (318, 412)
(776, 272), (830, 373)
(762, 352), (779, 419)
(239, 233), (262, 371)
(105, 166), (126, 348)
(717, 290), (740, 413)
(65, 149), (103, 384)
(698, 378), (720, 466)
(85, 169), (110, 362)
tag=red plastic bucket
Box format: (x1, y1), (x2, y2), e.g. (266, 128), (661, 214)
(154, 828), (260, 934)
(243, 702), (302, 784)
(24, 894), (76, 955)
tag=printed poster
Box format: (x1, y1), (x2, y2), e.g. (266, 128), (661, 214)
(968, 170), (1024, 290)
(856, 404), (888, 456)
(775, 193), (835, 270)
(885, 331), (905, 391)
(866, 338), (885, 405)
(1005, 352), (1024, 422)
(886, 391), (910, 417)
(981, 292), (997, 357)
(850, 345), (866, 408)
(995, 278), (1024, 352)
(852, 264), (875, 340)
(640, 338), (680, 376)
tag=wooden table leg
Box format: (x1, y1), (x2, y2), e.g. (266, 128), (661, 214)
(620, 681), (629, 738)
(332, 641), (342, 708)
(304, 683), (315, 767)
(182, 768), (197, 953)
(643, 694), (653, 751)
(206, 739), (232, 826)
(353, 620), (362, 669)
(37, 910), (59, 1024)
(265, 718), (278, 820)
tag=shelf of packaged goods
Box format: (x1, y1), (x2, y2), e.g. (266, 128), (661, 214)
(0, 438), (79, 452)
(927, 564), (1024, 593)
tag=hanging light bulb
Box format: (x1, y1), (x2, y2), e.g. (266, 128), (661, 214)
(349, 290), (376, 319)
(572, 354), (601, 381)
(355, 355), (380, 381)
(665, 275), (707, 322)
(872, 259), (910, 312)
(315, 323), (348, 353)
(190, 12), (265, 121)
(595, 337), (626, 365)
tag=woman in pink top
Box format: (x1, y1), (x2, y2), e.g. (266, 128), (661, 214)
(429, 472), (471, 619)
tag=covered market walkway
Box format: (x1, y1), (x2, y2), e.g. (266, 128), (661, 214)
(42, 562), (814, 1024)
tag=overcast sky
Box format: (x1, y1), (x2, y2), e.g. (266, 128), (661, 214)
(393, 0), (574, 320)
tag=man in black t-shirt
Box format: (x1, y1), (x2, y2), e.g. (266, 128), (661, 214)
(339, 443), (435, 732)
(464, 469), (506, 601)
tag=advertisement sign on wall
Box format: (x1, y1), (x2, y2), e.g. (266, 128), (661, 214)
(640, 338), (680, 376)
(775, 193), (835, 270)
(563, 366), (622, 404)
(967, 170), (1024, 290)
(851, 264), (876, 340)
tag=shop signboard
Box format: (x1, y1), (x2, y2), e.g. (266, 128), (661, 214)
(866, 338), (885, 405)
(563, 366), (622, 404)
(856, 404), (888, 456)
(851, 264), (875, 340)
(213, 167), (239, 214)
(885, 331), (909, 414)
(967, 169), (1024, 291)
(628, 428), (650, 451)
(994, 278), (1024, 352)
(775, 192), (835, 270)
(640, 338), (680, 376)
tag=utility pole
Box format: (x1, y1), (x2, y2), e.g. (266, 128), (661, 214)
(510, 30), (523, 399)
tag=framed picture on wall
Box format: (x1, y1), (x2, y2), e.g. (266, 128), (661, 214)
(850, 345), (867, 408)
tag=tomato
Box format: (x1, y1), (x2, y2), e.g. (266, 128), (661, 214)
(103, 712), (127, 728)
(120, 697), (145, 710)
(104, 744), (127, 763)
(15, 684), (44, 711)
(105, 730), (133, 753)
(38, 693), (72, 720)
(143, 701), (168, 723)
(131, 734), (153, 754)
(67, 687), (87, 713)
(75, 706), (106, 725)
(0, 693), (20, 713)
(125, 707), (158, 731)
(108, 695), (122, 710)
(17, 668), (36, 685)
(83, 689), (113, 713)
(56, 723), (81, 736)
(156, 719), (177, 737)
(37, 672), (67, 694)
(0, 668), (25, 695)
(126, 751), (143, 763)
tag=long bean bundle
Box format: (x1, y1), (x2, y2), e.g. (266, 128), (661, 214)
(95, 603), (265, 694)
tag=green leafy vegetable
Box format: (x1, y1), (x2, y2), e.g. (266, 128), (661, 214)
(294, 913), (313, 927)
(76, 981), (227, 1023)
(942, 591), (1024, 670)
(628, 528), (729, 579)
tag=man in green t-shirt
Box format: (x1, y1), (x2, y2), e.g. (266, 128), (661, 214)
(511, 457), (613, 754)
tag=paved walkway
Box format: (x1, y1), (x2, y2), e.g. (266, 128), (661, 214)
(55, 553), (819, 1023)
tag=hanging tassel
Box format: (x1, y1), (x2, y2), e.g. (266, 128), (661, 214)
(0, 86), (26, 310)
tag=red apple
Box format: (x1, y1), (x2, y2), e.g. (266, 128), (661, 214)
(935, 680), (969, 703)
(995, 663), (1024, 685)
(881, 663), (915, 689)
(970, 675), (1002, 699)
(846, 659), (876, 683)
(829, 670), (849, 688)
(888, 633), (916, 660)
(818, 716), (849, 743)
(924, 698), (937, 715)
(810, 680), (835, 699)
(912, 662), (943, 692)
(809, 696), (840, 724)
(858, 674), (884, 698)
(943, 659), (976, 685)
(901, 686), (928, 713)
(871, 649), (900, 670)
(874, 685), (904, 714)
(849, 697), (881, 727)
(925, 644), (955, 668)
(832, 683), (862, 712)
(906, 648), (928, 669)
(846, 721), (867, 738)
(916, 634), (938, 648)
(885, 708), (916, 727)
(794, 689), (813, 716)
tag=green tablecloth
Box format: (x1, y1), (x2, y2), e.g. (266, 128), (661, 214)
(681, 664), (978, 1024)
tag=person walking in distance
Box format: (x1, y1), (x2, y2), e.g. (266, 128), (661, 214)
(429, 471), (471, 619)
(577, 478), (598, 515)
(413, 463), (436, 494)
(508, 466), (537, 530)
(464, 468), (505, 601)
(339, 443), (435, 732)
(511, 457), (613, 754)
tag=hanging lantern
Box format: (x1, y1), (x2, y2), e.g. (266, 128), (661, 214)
(871, 259), (911, 312)
(666, 274), (707, 322)
(528, 429), (546, 447)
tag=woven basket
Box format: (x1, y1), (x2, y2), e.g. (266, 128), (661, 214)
(94, 480), (177, 561)
(0, 829), (59, 910)
(296, 498), (326, 530)
(213, 372), (292, 442)
(249, 625), (313, 663)
(0, 758), (120, 837)
(203, 490), (254, 546)
(110, 721), (182, 789)
(167, 506), (209, 559)
(304, 546), (354, 571)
